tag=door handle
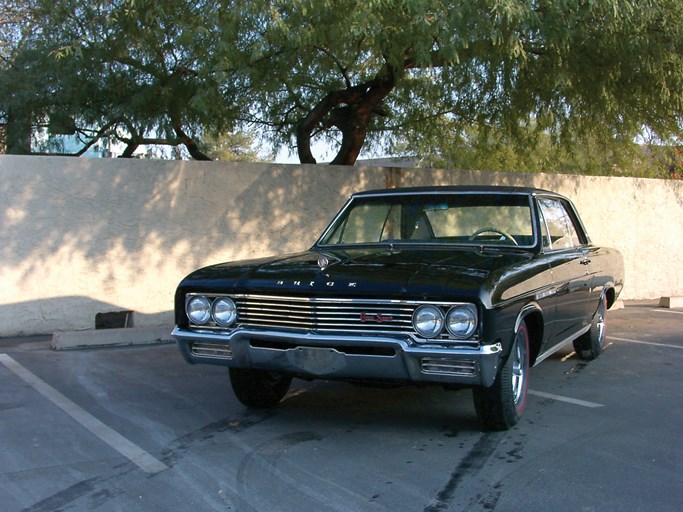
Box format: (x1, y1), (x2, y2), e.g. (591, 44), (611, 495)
(580, 259), (591, 265)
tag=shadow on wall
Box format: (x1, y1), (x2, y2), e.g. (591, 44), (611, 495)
(2, 156), (682, 337)
(0, 157), (385, 277)
(397, 166), (593, 195)
(0, 296), (173, 338)
(0, 156), (387, 336)
(397, 165), (683, 205)
(196, 163), (385, 261)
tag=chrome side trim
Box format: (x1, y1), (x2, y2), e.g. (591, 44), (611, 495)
(533, 325), (591, 366)
(514, 302), (542, 333)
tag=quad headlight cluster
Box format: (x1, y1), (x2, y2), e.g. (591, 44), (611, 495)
(412, 303), (478, 340)
(186, 295), (238, 327)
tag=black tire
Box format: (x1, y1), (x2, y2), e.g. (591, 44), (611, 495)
(229, 368), (292, 408)
(573, 294), (607, 361)
(473, 322), (530, 431)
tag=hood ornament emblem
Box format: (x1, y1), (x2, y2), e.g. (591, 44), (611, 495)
(317, 255), (330, 270)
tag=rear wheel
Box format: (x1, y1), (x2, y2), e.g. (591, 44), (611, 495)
(229, 368), (292, 408)
(473, 322), (530, 431)
(573, 294), (607, 360)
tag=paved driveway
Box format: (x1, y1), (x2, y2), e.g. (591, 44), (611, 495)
(1, 302), (681, 511)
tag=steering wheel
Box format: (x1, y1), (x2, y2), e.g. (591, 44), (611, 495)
(468, 227), (519, 246)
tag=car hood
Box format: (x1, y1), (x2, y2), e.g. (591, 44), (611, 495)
(178, 247), (533, 300)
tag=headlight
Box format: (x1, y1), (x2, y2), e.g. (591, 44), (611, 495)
(446, 304), (478, 339)
(212, 297), (237, 327)
(186, 295), (211, 325)
(413, 305), (445, 338)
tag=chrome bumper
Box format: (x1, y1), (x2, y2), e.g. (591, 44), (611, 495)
(172, 326), (503, 387)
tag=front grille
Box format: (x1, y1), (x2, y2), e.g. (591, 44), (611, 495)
(234, 295), (414, 335)
(187, 294), (478, 344)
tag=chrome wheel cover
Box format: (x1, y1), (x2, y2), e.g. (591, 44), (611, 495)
(511, 330), (527, 406)
(596, 298), (606, 346)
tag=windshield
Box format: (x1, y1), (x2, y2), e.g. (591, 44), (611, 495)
(318, 192), (536, 248)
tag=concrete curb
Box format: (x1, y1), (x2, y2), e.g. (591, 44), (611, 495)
(659, 296), (683, 309)
(611, 300), (625, 310)
(52, 326), (175, 351)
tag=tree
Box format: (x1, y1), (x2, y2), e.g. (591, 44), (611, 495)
(198, 130), (267, 161)
(0, 0), (39, 154)
(2, 0), (682, 166)
(1, 0), (247, 158)
(244, 0), (683, 165)
(409, 125), (667, 177)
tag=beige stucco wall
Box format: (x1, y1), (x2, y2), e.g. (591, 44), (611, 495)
(1, 155), (682, 337)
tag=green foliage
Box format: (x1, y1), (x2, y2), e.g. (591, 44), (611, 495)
(238, 0), (683, 166)
(410, 126), (668, 178)
(1, 0), (682, 168)
(198, 130), (267, 162)
(1, 0), (247, 157)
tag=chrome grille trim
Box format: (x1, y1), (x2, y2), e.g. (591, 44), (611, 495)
(236, 295), (413, 334)
(190, 342), (233, 360)
(186, 294), (479, 344)
(421, 358), (479, 376)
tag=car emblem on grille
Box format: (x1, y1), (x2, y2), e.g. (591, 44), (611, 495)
(317, 256), (329, 270)
(360, 312), (394, 323)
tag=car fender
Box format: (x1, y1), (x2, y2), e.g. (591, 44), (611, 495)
(514, 302), (543, 332)
(513, 301), (545, 366)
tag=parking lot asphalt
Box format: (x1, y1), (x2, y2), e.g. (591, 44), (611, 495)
(1, 302), (682, 512)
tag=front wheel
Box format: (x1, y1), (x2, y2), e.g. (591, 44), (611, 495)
(473, 322), (530, 431)
(573, 294), (607, 360)
(229, 368), (292, 408)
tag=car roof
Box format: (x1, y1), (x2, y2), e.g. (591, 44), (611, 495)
(351, 185), (564, 198)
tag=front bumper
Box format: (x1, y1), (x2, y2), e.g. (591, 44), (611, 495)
(173, 326), (503, 387)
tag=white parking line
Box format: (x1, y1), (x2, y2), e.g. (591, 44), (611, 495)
(0, 354), (168, 474)
(607, 336), (683, 350)
(654, 308), (683, 315)
(528, 389), (604, 408)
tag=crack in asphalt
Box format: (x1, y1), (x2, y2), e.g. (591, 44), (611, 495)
(160, 410), (275, 467)
(423, 433), (504, 512)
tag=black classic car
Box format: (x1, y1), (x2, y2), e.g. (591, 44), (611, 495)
(173, 186), (624, 430)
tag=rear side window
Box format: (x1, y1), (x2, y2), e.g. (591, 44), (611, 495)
(538, 197), (582, 250)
